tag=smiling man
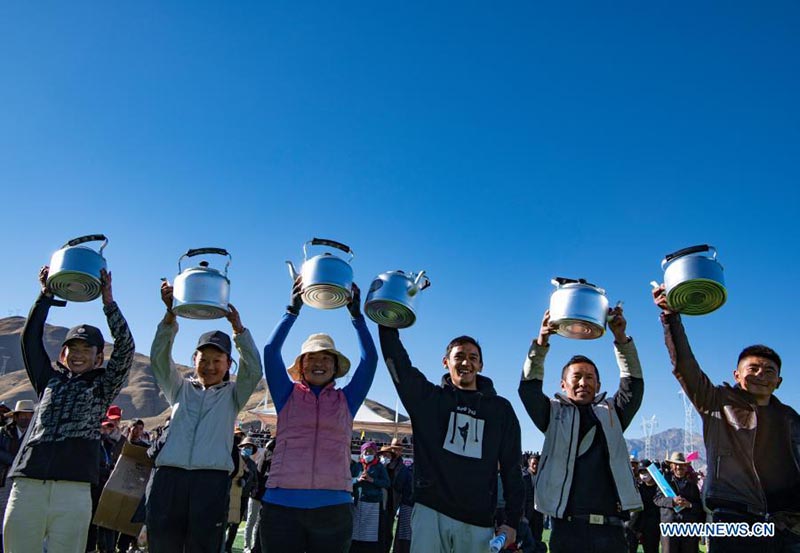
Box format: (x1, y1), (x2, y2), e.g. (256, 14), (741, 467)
(653, 285), (800, 553)
(378, 326), (523, 553)
(518, 307), (643, 553)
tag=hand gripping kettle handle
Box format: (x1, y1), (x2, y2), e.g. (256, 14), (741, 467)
(663, 244), (714, 265)
(64, 234), (109, 254)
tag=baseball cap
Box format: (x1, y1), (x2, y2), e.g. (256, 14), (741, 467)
(196, 330), (232, 356)
(62, 325), (105, 350)
(105, 405), (122, 420)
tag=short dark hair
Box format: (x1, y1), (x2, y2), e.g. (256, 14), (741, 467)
(737, 345), (781, 374)
(133, 419), (144, 427)
(561, 355), (600, 381)
(445, 336), (482, 362)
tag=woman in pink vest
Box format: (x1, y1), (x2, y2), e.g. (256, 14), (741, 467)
(259, 278), (378, 553)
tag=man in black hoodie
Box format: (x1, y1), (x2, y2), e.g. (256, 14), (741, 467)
(378, 326), (523, 553)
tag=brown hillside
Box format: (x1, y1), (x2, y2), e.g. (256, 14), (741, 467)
(0, 316), (266, 425)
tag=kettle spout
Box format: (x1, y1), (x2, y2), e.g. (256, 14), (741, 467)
(413, 270), (431, 291)
(286, 261), (298, 281)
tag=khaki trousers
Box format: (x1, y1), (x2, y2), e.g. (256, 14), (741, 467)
(410, 503), (494, 553)
(2, 477), (92, 553)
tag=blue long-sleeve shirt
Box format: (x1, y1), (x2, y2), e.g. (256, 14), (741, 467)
(262, 311), (378, 508)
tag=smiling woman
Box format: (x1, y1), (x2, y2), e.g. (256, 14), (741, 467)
(259, 276), (378, 553)
(145, 280), (263, 552)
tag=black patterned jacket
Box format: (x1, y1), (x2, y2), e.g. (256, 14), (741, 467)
(10, 293), (135, 485)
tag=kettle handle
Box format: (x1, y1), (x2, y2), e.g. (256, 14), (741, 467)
(552, 276), (597, 288)
(178, 248), (232, 274)
(663, 244), (715, 266)
(305, 238), (354, 260)
(63, 234), (109, 255)
(185, 247), (230, 258)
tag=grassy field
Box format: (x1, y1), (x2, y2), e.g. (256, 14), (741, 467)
(230, 527), (709, 552)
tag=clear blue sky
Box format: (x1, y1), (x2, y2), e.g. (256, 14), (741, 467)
(1, 1), (798, 451)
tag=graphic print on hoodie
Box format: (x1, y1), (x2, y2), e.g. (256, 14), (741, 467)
(444, 406), (484, 459)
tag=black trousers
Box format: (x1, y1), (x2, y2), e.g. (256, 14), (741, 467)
(145, 466), (231, 553)
(259, 502), (353, 553)
(708, 510), (800, 553)
(660, 535), (699, 553)
(550, 518), (628, 553)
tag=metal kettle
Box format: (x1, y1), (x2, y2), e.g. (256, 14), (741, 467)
(172, 248), (232, 319)
(661, 244), (726, 315)
(286, 238), (354, 310)
(365, 270), (431, 328)
(548, 277), (610, 340)
(47, 234), (109, 302)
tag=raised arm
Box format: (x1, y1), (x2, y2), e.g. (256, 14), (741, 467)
(377, 325), (437, 418)
(263, 312), (297, 412)
(653, 285), (719, 413)
(341, 284), (378, 416)
(518, 310), (556, 432)
(263, 276), (305, 411)
(98, 270), (136, 402)
(225, 304), (263, 410)
(150, 280), (186, 404)
(611, 337), (644, 430)
(21, 266), (67, 396)
(605, 304), (644, 429)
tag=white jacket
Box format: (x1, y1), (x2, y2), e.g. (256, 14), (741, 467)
(150, 321), (263, 472)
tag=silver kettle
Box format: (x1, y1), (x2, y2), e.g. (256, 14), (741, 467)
(172, 248), (232, 319)
(286, 238), (354, 310)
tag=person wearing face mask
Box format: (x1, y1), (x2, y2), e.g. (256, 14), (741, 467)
(3, 266), (135, 553)
(0, 400), (35, 551)
(224, 435), (259, 553)
(145, 280), (263, 553)
(627, 460), (660, 553)
(653, 285), (800, 553)
(350, 442), (390, 553)
(518, 306), (643, 553)
(377, 439), (412, 553)
(259, 277), (378, 553)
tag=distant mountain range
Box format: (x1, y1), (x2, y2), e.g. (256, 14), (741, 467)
(626, 427), (706, 468)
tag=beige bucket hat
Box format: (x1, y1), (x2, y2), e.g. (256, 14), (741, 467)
(4, 399), (35, 418)
(379, 438), (405, 455)
(666, 451), (690, 465)
(287, 333), (351, 382)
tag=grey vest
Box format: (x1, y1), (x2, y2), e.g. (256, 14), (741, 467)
(534, 394), (642, 518)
